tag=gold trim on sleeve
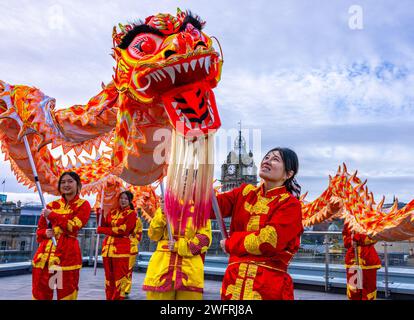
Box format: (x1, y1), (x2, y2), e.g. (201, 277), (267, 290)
(243, 225), (278, 255)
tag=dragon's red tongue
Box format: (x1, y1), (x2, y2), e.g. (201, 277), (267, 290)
(161, 83), (220, 137)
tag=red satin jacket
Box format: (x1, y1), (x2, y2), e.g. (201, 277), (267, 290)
(97, 207), (137, 258)
(32, 195), (91, 271)
(216, 183), (303, 273)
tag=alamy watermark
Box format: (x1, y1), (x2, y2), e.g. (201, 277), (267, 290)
(348, 266), (363, 290)
(348, 5), (364, 30)
(48, 266), (63, 290)
(48, 4), (65, 31)
(152, 125), (263, 166)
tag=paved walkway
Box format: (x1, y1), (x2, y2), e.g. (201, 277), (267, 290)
(0, 267), (347, 300)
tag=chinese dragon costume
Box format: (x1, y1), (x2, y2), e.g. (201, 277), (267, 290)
(0, 9), (222, 231)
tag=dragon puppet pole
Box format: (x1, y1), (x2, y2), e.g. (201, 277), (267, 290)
(22, 135), (57, 247)
(211, 189), (228, 239)
(159, 179), (174, 244)
(93, 187), (105, 276)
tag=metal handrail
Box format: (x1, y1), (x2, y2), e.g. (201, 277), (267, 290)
(0, 224), (37, 229)
(0, 224), (343, 235)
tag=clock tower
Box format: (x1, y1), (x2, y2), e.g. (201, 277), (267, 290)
(220, 125), (258, 192)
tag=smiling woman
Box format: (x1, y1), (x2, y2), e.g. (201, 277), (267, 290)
(213, 147), (304, 300)
(58, 172), (82, 201)
(32, 171), (91, 300)
(259, 148), (301, 199)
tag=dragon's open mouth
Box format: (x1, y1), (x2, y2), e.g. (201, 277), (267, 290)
(135, 53), (221, 136)
(137, 54), (216, 95)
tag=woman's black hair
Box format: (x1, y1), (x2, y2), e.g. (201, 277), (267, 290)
(264, 147), (301, 199)
(119, 190), (134, 210)
(58, 171), (82, 197)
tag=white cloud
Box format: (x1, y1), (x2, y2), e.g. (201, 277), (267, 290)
(218, 62), (414, 128)
(297, 143), (414, 176)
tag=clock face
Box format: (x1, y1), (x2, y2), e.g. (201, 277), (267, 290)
(228, 165), (236, 175)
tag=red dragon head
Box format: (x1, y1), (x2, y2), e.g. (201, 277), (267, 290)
(112, 9), (222, 137)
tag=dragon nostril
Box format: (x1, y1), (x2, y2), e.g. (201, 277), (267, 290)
(164, 50), (177, 59)
(175, 97), (187, 103)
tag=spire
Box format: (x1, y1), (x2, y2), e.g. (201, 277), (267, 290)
(238, 120), (242, 181)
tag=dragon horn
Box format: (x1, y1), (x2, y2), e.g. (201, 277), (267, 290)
(369, 192), (376, 205)
(354, 179), (367, 192)
(337, 165), (341, 175)
(377, 195), (385, 211)
(342, 163), (348, 175)
(299, 191), (308, 201)
(393, 197), (399, 211)
(350, 170), (358, 181)
(388, 197), (398, 214)
(118, 23), (125, 33)
(364, 186), (370, 199)
(367, 195), (374, 210)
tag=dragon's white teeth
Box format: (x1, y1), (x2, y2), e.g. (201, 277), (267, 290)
(185, 117), (191, 127)
(193, 123), (200, 129)
(209, 107), (215, 122)
(155, 72), (163, 81)
(164, 66), (176, 84)
(179, 115), (184, 121)
(204, 56), (211, 74)
(190, 59), (197, 71)
(208, 120), (213, 126)
(157, 70), (166, 79)
(206, 101), (215, 122)
(171, 102), (178, 109)
(198, 57), (205, 68)
(176, 109), (182, 116)
(151, 72), (160, 82)
(182, 62), (189, 73)
(201, 121), (207, 129)
(174, 64), (181, 73)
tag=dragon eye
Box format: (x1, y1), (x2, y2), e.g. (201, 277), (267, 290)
(128, 34), (162, 58)
(191, 28), (201, 39)
(185, 24), (201, 40)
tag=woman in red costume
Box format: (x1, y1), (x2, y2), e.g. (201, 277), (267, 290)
(32, 171), (91, 300)
(216, 147), (303, 300)
(342, 223), (382, 300)
(97, 190), (137, 300)
(325, 198), (382, 300)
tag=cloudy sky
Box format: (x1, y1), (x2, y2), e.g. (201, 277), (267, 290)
(1, 0), (414, 204)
